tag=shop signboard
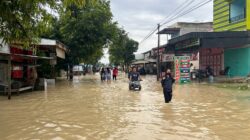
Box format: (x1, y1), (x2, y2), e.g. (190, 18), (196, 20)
(162, 54), (175, 62)
(153, 48), (165, 56)
(174, 56), (191, 83)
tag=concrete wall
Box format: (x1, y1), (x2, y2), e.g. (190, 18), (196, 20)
(169, 22), (213, 36)
(224, 46), (250, 77)
(178, 22), (213, 35)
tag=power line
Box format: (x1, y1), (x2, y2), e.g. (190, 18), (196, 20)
(140, 0), (197, 45)
(139, 0), (212, 45)
(139, 28), (158, 44)
(161, 0), (212, 27)
(159, 0), (195, 25)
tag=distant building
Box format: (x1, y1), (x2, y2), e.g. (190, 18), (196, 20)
(157, 22), (213, 74)
(159, 22), (213, 39)
(132, 22), (213, 76)
(132, 52), (157, 74)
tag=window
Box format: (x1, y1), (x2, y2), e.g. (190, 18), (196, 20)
(229, 0), (246, 23)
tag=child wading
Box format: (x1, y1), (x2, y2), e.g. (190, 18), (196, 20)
(161, 69), (175, 103)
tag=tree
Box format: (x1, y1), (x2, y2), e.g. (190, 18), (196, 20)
(40, 0), (117, 79)
(41, 0), (137, 71)
(0, 0), (94, 44)
(57, 0), (115, 65)
(109, 28), (138, 69)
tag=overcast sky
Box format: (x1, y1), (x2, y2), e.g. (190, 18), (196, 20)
(101, 0), (213, 64)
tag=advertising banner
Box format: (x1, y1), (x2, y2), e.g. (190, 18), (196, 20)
(174, 56), (191, 83)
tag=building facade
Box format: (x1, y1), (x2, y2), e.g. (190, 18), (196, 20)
(159, 22), (213, 39)
(168, 22), (213, 38)
(214, 0), (250, 76)
(214, 0), (250, 31)
(159, 22), (213, 73)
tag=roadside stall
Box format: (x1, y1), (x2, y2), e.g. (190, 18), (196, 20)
(0, 39), (12, 99)
(0, 39), (66, 99)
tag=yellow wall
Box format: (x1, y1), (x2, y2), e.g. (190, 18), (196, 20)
(213, 0), (248, 31)
(247, 0), (250, 30)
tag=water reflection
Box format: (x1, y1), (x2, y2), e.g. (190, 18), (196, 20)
(0, 74), (249, 140)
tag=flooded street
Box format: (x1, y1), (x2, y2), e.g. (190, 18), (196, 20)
(0, 74), (250, 140)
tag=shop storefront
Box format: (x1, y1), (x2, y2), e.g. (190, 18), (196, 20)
(168, 31), (250, 77)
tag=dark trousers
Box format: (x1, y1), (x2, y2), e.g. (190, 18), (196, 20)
(113, 75), (117, 80)
(163, 88), (172, 103)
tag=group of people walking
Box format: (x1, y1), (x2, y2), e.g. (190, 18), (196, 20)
(100, 67), (118, 82)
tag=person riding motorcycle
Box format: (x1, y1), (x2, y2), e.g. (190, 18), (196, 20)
(129, 67), (141, 81)
(129, 67), (142, 90)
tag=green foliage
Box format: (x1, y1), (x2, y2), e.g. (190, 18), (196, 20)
(40, 0), (137, 66)
(36, 60), (53, 78)
(42, 0), (115, 65)
(1, 0), (138, 77)
(109, 28), (138, 66)
(0, 0), (94, 44)
(61, 0), (115, 64)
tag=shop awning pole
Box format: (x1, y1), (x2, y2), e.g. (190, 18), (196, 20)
(7, 56), (11, 100)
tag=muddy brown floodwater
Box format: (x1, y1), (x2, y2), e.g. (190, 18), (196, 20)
(0, 74), (250, 140)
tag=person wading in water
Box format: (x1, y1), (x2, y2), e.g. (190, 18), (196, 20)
(100, 68), (106, 82)
(106, 67), (111, 83)
(112, 67), (118, 80)
(161, 69), (175, 103)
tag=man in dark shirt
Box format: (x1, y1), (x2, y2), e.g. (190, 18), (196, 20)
(129, 67), (141, 81)
(161, 69), (175, 103)
(129, 67), (142, 90)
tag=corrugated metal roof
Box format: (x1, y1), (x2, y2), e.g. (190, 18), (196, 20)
(168, 31), (250, 45)
(157, 28), (180, 34)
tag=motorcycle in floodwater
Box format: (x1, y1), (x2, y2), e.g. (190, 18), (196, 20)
(129, 81), (142, 91)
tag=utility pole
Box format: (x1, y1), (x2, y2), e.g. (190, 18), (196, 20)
(157, 24), (160, 81)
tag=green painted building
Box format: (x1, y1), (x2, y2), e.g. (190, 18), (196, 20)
(214, 0), (250, 31)
(214, 0), (250, 76)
